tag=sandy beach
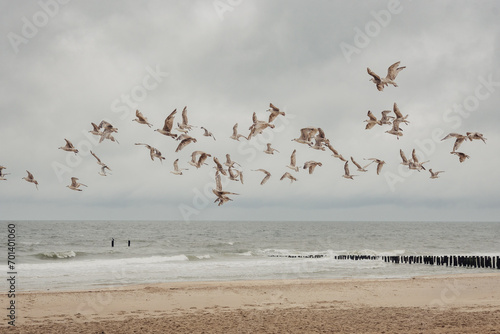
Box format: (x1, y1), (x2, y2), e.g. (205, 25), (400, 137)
(3, 273), (500, 333)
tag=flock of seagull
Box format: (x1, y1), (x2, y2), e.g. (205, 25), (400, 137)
(1, 61), (487, 206)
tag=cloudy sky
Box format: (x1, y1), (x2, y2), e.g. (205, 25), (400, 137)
(1, 0), (499, 222)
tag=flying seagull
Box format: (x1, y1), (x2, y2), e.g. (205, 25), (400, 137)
(280, 172), (297, 183)
(264, 143), (279, 155)
(267, 103), (285, 123)
(429, 169), (445, 179)
(230, 123), (247, 141)
(58, 139), (79, 154)
(286, 149), (299, 172)
(441, 133), (468, 152)
(135, 143), (166, 163)
(22, 170), (39, 189)
(342, 161), (357, 180)
(133, 110), (153, 127)
(450, 151), (470, 163)
(0, 166), (10, 181)
(155, 109), (178, 139)
(252, 169), (271, 185)
(67, 177), (87, 191)
(303, 161), (323, 174)
(201, 127), (216, 140)
(171, 159), (188, 175)
(351, 157), (372, 172)
(212, 171), (238, 206)
(366, 158), (386, 175)
(367, 61), (406, 91)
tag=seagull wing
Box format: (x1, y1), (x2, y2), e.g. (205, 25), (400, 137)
(350, 157), (362, 169)
(290, 150), (297, 166)
(393, 103), (403, 118)
(386, 61), (405, 80)
(400, 149), (408, 163)
(164, 109), (176, 131)
(367, 110), (378, 121)
(367, 67), (381, 81)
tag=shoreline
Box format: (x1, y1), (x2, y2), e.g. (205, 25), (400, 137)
(4, 273), (500, 333)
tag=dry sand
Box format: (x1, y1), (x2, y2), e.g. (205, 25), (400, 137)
(3, 273), (500, 333)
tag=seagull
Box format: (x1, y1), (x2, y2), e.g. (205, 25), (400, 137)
(466, 132), (487, 143)
(230, 123), (247, 141)
(90, 151), (112, 176)
(325, 142), (347, 162)
(303, 161), (322, 174)
(367, 61), (406, 91)
(309, 128), (328, 150)
(88, 122), (103, 137)
(228, 166), (244, 184)
(58, 139), (79, 154)
(133, 110), (153, 127)
(67, 177), (87, 191)
(155, 109), (178, 139)
(98, 120), (118, 133)
(99, 131), (119, 144)
(98, 165), (112, 176)
(441, 133), (468, 152)
(350, 157), (372, 172)
(292, 128), (318, 145)
(97, 121), (119, 144)
(171, 159), (188, 175)
(176, 106), (195, 133)
(212, 171), (238, 206)
(196, 152), (212, 169)
(364, 110), (382, 130)
(429, 169), (445, 179)
(0, 166), (10, 180)
(399, 149), (410, 166)
(450, 151), (470, 163)
(267, 103), (285, 123)
(22, 170), (38, 189)
(409, 149), (428, 171)
(385, 120), (404, 140)
(248, 112), (275, 139)
(392, 103), (410, 125)
(225, 154), (241, 168)
(135, 143), (166, 163)
(264, 143), (279, 155)
(90, 150), (109, 168)
(366, 158), (386, 175)
(380, 110), (394, 125)
(286, 149), (299, 172)
(252, 169), (271, 185)
(213, 157), (227, 176)
(189, 151), (208, 167)
(200, 127), (216, 140)
(175, 136), (197, 152)
(342, 161), (357, 180)
(280, 172), (297, 183)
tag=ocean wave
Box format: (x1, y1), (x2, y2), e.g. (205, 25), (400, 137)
(37, 251), (78, 259)
(186, 254), (211, 261)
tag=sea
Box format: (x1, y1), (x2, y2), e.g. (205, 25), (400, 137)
(4, 220), (500, 292)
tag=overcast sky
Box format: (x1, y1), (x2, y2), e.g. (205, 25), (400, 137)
(1, 0), (499, 222)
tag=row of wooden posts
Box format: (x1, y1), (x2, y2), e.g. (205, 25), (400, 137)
(268, 254), (500, 269)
